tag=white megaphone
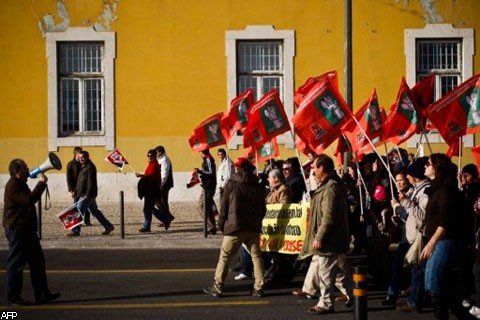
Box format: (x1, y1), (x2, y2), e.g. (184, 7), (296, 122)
(29, 152), (63, 178)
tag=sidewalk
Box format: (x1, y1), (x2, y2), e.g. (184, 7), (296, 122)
(0, 201), (224, 250)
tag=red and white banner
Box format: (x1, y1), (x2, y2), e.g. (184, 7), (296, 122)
(57, 203), (84, 230)
(105, 149), (129, 171)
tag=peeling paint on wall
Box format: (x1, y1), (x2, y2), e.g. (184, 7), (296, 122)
(38, 0), (70, 37)
(396, 0), (443, 23)
(93, 0), (120, 32)
(418, 0), (443, 23)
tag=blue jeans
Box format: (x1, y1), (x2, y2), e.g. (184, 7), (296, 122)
(425, 239), (454, 293)
(408, 265), (425, 306)
(387, 242), (410, 298)
(143, 197), (169, 230)
(72, 197), (113, 234)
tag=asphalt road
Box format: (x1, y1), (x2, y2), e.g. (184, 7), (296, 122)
(0, 249), (435, 320)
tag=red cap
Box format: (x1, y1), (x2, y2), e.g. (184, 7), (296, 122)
(234, 157), (249, 167)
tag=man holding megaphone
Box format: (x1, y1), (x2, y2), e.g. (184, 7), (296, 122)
(3, 159), (60, 305)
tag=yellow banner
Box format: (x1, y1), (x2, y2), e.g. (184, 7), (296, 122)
(259, 203), (309, 254)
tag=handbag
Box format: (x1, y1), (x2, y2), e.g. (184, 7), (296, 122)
(404, 232), (424, 267)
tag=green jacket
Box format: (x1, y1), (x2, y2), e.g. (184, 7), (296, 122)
(304, 173), (350, 256)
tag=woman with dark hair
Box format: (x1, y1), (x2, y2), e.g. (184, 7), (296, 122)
(421, 153), (470, 319)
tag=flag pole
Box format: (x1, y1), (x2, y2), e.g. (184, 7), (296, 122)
(419, 121), (433, 154)
(458, 136), (463, 171)
(350, 115), (397, 188)
(383, 141), (397, 198)
(290, 131), (309, 193)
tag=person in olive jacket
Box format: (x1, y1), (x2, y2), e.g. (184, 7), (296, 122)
(305, 154), (353, 315)
(203, 157), (266, 298)
(3, 159), (60, 305)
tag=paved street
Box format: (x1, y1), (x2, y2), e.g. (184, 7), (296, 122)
(0, 249), (435, 320)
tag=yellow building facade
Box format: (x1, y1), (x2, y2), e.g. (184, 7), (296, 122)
(0, 0), (479, 202)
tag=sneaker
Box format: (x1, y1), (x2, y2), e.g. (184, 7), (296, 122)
(397, 302), (418, 313)
(139, 228), (151, 233)
(102, 227), (114, 235)
(202, 284), (222, 298)
(469, 306), (480, 318)
(252, 288), (264, 298)
(381, 296), (397, 306)
(308, 306), (334, 314)
(335, 294), (349, 302)
(234, 273), (251, 280)
(463, 299), (472, 308)
(66, 232), (80, 237)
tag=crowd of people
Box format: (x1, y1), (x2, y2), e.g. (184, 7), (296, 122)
(198, 148), (480, 319)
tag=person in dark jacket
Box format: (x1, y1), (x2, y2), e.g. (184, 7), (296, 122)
(283, 157), (307, 203)
(196, 149), (217, 234)
(3, 159), (60, 305)
(66, 146), (91, 225)
(203, 157), (266, 298)
(136, 149), (172, 232)
(68, 151), (114, 237)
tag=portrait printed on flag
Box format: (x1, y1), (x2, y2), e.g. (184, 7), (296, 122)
(459, 88), (480, 128)
(205, 120), (222, 145)
(365, 100), (383, 133)
(261, 102), (286, 134)
(57, 204), (84, 230)
(314, 92), (345, 126)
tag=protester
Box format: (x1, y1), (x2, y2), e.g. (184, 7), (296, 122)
(216, 148), (234, 206)
(68, 151), (114, 236)
(155, 145), (175, 216)
(283, 157), (307, 203)
(304, 154), (353, 314)
(137, 149), (172, 232)
(381, 168), (414, 307)
(3, 159), (60, 305)
(203, 157), (266, 297)
(66, 146), (91, 225)
(421, 153), (471, 319)
(196, 149), (217, 235)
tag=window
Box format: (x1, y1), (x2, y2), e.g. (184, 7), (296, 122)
(237, 41), (283, 100)
(46, 28), (116, 151)
(226, 25), (295, 148)
(405, 24), (474, 149)
(58, 42), (104, 135)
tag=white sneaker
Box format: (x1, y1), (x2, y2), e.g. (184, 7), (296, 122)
(463, 299), (472, 308)
(469, 306), (480, 318)
(234, 273), (250, 280)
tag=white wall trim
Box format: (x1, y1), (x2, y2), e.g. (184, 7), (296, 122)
(405, 24), (475, 149)
(226, 25), (295, 149)
(46, 27), (116, 151)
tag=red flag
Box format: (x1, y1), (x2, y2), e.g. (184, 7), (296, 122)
(294, 71), (338, 107)
(411, 74), (435, 133)
(472, 146), (480, 169)
(220, 90), (255, 142)
(105, 149), (129, 171)
(356, 108), (388, 156)
(334, 135), (351, 166)
(189, 112), (226, 152)
(186, 170), (201, 188)
(243, 89), (291, 148)
(342, 90), (383, 153)
(385, 78), (419, 145)
(424, 74), (480, 145)
(57, 203), (84, 230)
(445, 139), (460, 158)
(466, 77), (480, 134)
(292, 76), (352, 150)
(244, 138), (279, 164)
(295, 137), (314, 156)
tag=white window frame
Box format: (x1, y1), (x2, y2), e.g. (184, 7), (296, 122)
(226, 25), (295, 148)
(46, 27), (116, 151)
(405, 24), (474, 150)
